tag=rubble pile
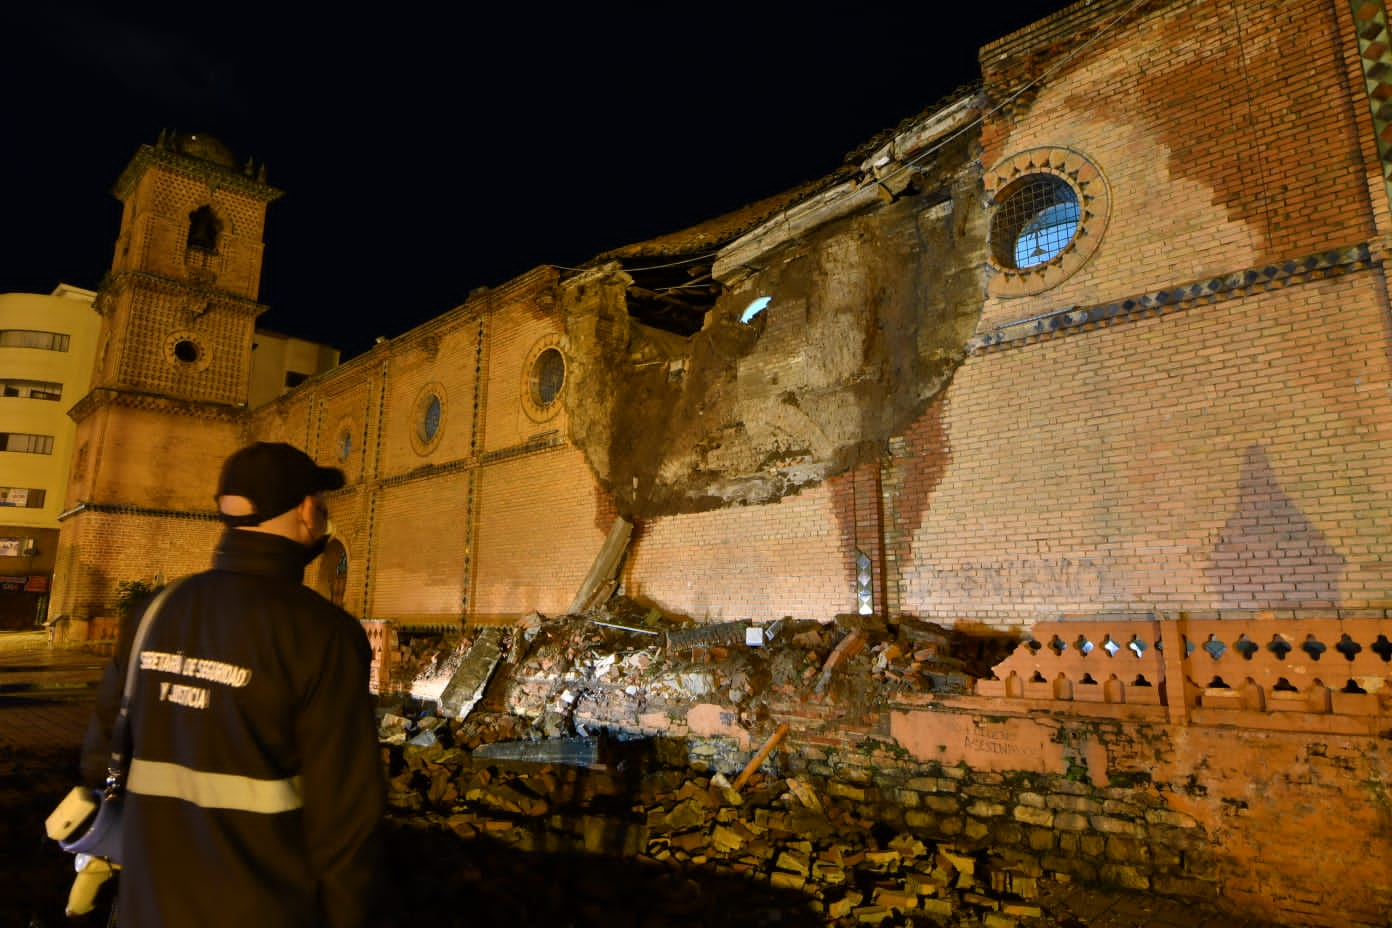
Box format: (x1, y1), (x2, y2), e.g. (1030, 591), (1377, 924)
(380, 598), (997, 748)
(371, 603), (1054, 926)
(382, 735), (1052, 927)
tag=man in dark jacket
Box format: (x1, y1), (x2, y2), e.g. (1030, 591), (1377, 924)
(82, 441), (385, 927)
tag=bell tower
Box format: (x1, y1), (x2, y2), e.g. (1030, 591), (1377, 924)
(54, 132), (283, 617)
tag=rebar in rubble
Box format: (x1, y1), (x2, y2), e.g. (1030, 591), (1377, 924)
(664, 620), (750, 652)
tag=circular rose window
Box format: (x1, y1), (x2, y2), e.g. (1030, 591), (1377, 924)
(521, 337), (567, 422)
(985, 147), (1109, 297)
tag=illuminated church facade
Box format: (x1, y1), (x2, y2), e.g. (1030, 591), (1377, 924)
(41, 2), (1392, 921)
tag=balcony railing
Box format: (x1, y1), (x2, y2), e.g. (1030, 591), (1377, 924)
(973, 615), (1392, 729)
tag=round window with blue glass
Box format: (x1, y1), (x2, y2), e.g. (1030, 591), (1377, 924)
(984, 147), (1109, 298)
(411, 384), (446, 455)
(992, 174), (1081, 270)
(420, 394), (441, 443)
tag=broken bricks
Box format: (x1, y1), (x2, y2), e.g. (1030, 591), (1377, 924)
(385, 739), (1076, 926)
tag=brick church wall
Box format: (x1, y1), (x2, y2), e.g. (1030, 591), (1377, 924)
(470, 446), (610, 622)
(625, 480), (856, 624)
(370, 470), (471, 621)
(882, 0), (1392, 628)
(53, 509), (220, 619)
(894, 273), (1392, 626)
(243, 267), (613, 625)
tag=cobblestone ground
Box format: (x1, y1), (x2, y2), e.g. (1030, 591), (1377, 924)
(0, 632), (1286, 927)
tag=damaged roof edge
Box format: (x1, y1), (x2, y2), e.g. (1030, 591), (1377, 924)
(713, 92), (984, 284)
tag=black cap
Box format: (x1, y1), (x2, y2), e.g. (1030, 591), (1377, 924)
(216, 442), (345, 526)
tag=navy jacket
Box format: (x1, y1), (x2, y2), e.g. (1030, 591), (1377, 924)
(83, 529), (385, 927)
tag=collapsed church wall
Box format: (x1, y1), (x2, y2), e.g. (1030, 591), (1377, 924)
(384, 2), (1388, 922)
(580, 113), (989, 624)
(119, 0), (1392, 923)
(601, 0), (1392, 632)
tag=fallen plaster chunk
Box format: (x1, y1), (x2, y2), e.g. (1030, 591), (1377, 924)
(378, 713), (412, 745)
(786, 777), (824, 812)
(437, 626), (506, 719)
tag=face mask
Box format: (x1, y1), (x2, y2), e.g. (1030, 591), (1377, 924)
(303, 518), (335, 564)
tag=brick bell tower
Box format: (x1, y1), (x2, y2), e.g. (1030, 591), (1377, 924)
(54, 132), (282, 618)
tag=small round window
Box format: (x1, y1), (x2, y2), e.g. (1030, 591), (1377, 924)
(173, 339), (200, 362)
(409, 383), (446, 455)
(163, 331), (212, 371)
(992, 174), (1080, 270)
(530, 347), (565, 408)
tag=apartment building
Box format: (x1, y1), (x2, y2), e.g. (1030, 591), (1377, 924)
(0, 284), (98, 628)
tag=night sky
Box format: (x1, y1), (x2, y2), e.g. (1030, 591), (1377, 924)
(3, 4), (1069, 360)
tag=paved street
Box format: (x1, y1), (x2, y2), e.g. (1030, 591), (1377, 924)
(0, 631), (107, 925)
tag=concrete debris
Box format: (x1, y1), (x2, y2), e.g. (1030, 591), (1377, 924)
(567, 517), (633, 614)
(436, 626), (505, 718)
(666, 619), (754, 652)
(380, 597), (995, 748)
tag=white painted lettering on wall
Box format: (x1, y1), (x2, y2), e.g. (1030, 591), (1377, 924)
(919, 558), (1125, 603)
(963, 723), (1030, 758)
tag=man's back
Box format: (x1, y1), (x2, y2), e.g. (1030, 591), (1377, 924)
(86, 528), (383, 927)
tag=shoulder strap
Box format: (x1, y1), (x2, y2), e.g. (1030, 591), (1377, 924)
(120, 578), (184, 704)
(105, 578), (185, 789)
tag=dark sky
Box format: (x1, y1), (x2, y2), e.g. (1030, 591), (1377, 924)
(2, 4), (1068, 360)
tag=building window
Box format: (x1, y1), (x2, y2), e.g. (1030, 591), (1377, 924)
(0, 380), (62, 400)
(421, 394), (442, 443)
(740, 296), (771, 324)
(0, 487), (46, 508)
(0, 537), (38, 557)
(410, 384), (446, 455)
(984, 147), (1110, 298)
(188, 205), (222, 252)
(530, 348), (565, 408)
(336, 425), (352, 462)
(993, 174), (1081, 269)
(521, 337), (567, 423)
(0, 330), (69, 351)
(0, 433), (54, 455)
